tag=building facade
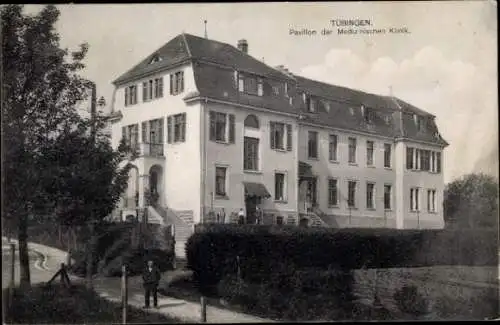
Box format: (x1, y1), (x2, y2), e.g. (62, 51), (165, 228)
(108, 33), (448, 235)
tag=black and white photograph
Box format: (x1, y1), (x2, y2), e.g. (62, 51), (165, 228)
(1, 1), (498, 323)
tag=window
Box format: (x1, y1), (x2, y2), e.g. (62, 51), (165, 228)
(237, 72), (263, 96)
(347, 181), (356, 208)
(420, 150), (431, 171)
(122, 124), (139, 149)
(143, 80), (153, 102)
(146, 118), (164, 144)
(270, 122), (292, 151)
(306, 95), (317, 113)
(348, 137), (357, 164)
(308, 131), (318, 159)
(274, 173), (286, 201)
(154, 77), (163, 98)
(244, 137), (259, 171)
(124, 85), (137, 106)
(384, 143), (392, 168)
(431, 152), (436, 172)
(276, 216), (284, 225)
(244, 115), (259, 129)
(384, 185), (392, 210)
(166, 113), (186, 143)
(215, 167), (227, 197)
(427, 189), (436, 212)
(417, 116), (425, 131)
(173, 113), (186, 142)
(406, 147), (414, 169)
(366, 182), (375, 209)
(209, 111), (235, 143)
(329, 134), (338, 161)
(366, 141), (374, 166)
(170, 71), (184, 95)
(410, 188), (420, 211)
(328, 178), (338, 206)
(364, 107), (374, 123)
(436, 152), (441, 173)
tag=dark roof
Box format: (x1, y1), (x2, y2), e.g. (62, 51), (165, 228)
(113, 33), (447, 146)
(113, 33), (289, 85)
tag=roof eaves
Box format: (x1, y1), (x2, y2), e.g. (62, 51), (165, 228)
(113, 58), (192, 86)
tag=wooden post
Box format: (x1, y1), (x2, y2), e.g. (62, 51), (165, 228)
(9, 243), (15, 289)
(200, 296), (207, 322)
(236, 255), (241, 281)
(121, 264), (128, 325)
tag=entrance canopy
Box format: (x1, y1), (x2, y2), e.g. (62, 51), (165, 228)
(243, 182), (271, 198)
(299, 161), (314, 178)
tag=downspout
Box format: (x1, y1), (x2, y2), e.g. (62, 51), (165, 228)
(200, 97), (208, 225)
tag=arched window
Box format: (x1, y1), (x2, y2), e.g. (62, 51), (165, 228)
(244, 114), (260, 129)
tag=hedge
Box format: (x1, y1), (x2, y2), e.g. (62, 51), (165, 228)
(186, 224), (498, 286)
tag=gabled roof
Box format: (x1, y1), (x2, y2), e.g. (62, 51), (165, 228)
(113, 33), (289, 85)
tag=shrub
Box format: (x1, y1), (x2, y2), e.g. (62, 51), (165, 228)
(393, 285), (429, 316)
(102, 248), (174, 277)
(187, 224), (497, 287)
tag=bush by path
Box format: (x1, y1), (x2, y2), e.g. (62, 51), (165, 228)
(3, 283), (183, 324)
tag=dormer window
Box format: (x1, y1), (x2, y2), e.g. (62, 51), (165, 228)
(150, 54), (162, 64)
(305, 94), (317, 113)
(237, 71), (263, 96)
(414, 114), (425, 131)
(363, 107), (374, 123)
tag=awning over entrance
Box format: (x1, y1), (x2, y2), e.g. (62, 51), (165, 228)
(243, 182), (271, 198)
(299, 161), (314, 178)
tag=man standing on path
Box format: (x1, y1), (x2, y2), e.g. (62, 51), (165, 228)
(142, 260), (161, 309)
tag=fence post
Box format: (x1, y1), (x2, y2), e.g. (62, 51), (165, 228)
(121, 264), (128, 325)
(200, 296), (207, 322)
(236, 255), (241, 281)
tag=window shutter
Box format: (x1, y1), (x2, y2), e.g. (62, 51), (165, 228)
(181, 113), (186, 142)
(158, 77), (164, 97)
(179, 71), (184, 93)
(124, 87), (129, 107)
(228, 114), (235, 144)
(159, 118), (164, 144)
(257, 79), (263, 96)
(209, 111), (216, 141)
(141, 122), (147, 143)
(286, 124), (292, 151)
(167, 116), (172, 143)
(270, 122), (275, 149)
(169, 74), (174, 95)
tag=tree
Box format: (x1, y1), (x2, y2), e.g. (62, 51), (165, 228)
(2, 4), (90, 287)
(43, 116), (136, 288)
(444, 173), (499, 229)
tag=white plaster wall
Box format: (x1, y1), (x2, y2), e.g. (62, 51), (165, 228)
(202, 101), (299, 220)
(298, 124), (398, 223)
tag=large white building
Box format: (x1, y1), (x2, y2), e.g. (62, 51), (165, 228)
(108, 33), (448, 254)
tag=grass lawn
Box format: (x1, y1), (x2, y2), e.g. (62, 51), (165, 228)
(3, 283), (183, 324)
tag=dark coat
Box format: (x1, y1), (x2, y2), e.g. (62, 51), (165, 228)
(142, 265), (161, 288)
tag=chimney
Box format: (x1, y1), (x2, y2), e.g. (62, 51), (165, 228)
(237, 39), (248, 53)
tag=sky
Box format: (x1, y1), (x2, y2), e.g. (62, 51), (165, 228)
(25, 1), (498, 183)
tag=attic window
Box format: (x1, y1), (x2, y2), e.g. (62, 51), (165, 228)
(324, 101), (330, 113)
(414, 115), (425, 131)
(305, 94), (317, 113)
(150, 54), (162, 64)
(238, 72), (263, 96)
(363, 107), (375, 123)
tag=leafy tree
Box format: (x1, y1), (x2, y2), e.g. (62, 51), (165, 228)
(1, 4), (135, 288)
(2, 4), (91, 287)
(444, 173), (499, 229)
(43, 116), (136, 287)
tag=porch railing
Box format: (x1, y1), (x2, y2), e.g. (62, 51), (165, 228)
(140, 142), (164, 157)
